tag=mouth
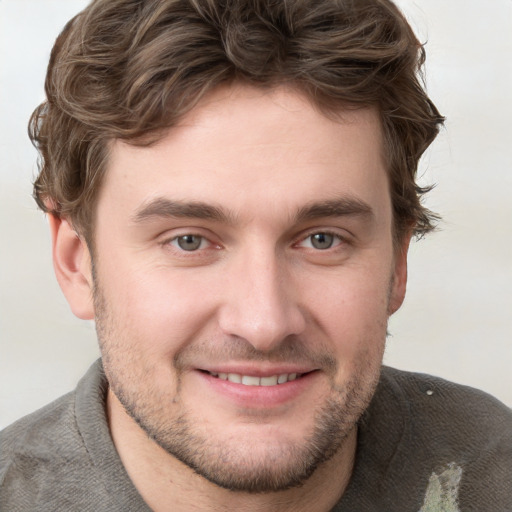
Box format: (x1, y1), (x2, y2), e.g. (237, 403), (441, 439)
(202, 370), (308, 386)
(197, 368), (319, 408)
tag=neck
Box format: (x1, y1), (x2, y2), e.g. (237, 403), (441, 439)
(107, 389), (357, 512)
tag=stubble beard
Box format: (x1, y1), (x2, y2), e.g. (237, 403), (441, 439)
(94, 280), (385, 494)
(157, 384), (374, 493)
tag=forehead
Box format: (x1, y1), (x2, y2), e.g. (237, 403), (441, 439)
(99, 85), (389, 229)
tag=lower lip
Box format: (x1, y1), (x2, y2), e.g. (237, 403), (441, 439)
(197, 370), (320, 409)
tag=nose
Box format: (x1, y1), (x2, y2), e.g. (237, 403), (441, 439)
(217, 248), (306, 352)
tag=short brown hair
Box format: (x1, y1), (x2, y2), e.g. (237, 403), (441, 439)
(31, 0), (444, 245)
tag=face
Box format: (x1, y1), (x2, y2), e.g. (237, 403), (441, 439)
(86, 85), (407, 492)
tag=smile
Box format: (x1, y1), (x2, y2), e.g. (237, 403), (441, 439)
(207, 371), (302, 386)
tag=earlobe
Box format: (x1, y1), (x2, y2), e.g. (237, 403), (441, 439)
(48, 214), (95, 320)
(388, 235), (411, 315)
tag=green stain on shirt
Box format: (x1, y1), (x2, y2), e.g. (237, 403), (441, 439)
(419, 463), (462, 512)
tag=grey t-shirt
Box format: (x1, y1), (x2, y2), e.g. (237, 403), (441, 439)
(1, 360), (511, 511)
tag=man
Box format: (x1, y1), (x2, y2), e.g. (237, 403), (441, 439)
(1, 0), (510, 510)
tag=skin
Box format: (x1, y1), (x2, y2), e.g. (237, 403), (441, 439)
(50, 85), (409, 511)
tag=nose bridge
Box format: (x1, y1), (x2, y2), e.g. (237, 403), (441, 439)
(218, 244), (305, 351)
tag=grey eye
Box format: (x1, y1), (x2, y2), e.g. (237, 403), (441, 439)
(176, 235), (203, 251)
(310, 233), (335, 250)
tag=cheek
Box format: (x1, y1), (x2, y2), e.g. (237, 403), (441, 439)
(98, 266), (219, 353)
(302, 263), (392, 350)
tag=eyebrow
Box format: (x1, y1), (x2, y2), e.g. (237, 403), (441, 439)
(294, 197), (374, 223)
(132, 197), (234, 224)
(131, 195), (374, 225)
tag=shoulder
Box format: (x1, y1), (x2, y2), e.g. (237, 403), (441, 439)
(0, 390), (91, 510)
(0, 360), (149, 512)
(0, 361), (111, 511)
(379, 367), (512, 510)
(0, 390), (80, 469)
(380, 366), (512, 436)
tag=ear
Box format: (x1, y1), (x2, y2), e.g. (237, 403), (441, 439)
(388, 234), (412, 315)
(48, 214), (94, 320)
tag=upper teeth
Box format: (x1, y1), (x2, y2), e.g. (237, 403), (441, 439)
(209, 372), (299, 386)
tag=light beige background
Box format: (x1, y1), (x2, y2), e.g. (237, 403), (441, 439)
(1, 0), (511, 429)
